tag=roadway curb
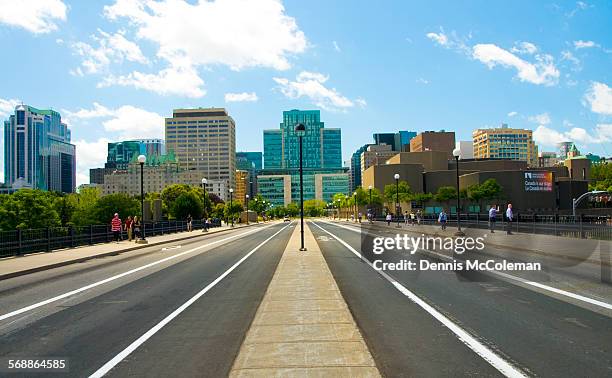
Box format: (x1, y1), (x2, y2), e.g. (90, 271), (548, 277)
(331, 220), (610, 268)
(0, 223), (261, 281)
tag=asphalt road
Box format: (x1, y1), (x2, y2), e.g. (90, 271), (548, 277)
(0, 222), (293, 377)
(310, 220), (612, 378)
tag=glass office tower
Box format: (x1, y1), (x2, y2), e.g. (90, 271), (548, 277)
(4, 105), (76, 193)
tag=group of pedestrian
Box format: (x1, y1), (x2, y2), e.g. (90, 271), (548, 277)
(110, 213), (142, 243)
(403, 210), (422, 226)
(436, 203), (514, 234)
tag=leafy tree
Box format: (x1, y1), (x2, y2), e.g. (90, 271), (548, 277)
(383, 181), (412, 206)
(480, 178), (503, 203)
(224, 202), (244, 222)
(161, 184), (210, 219)
(71, 186), (101, 226)
(172, 192), (204, 220)
(286, 202), (300, 217)
(434, 186), (457, 210)
(412, 192), (433, 207)
(248, 194), (270, 216)
(208, 192), (224, 205)
(303, 199), (326, 217)
(92, 193), (140, 225)
(0, 189), (62, 230)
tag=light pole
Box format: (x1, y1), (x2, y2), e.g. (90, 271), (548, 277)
(368, 185), (372, 214)
(394, 173), (401, 228)
(296, 123), (307, 251)
(201, 177), (208, 219)
(353, 191), (358, 222)
(137, 154), (148, 243)
(229, 188), (234, 227)
(453, 148), (465, 236)
(246, 194), (250, 225)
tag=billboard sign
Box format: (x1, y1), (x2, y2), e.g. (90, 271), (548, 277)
(524, 171), (553, 192)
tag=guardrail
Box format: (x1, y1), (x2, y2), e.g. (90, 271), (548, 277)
(360, 213), (612, 241)
(0, 219), (222, 258)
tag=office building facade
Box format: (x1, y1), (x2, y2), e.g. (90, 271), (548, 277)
(260, 110), (348, 206)
(4, 105), (75, 193)
(350, 144), (370, 191)
(473, 124), (538, 167)
(373, 131), (417, 152)
(410, 130), (455, 158)
(165, 108), (236, 201)
(236, 151), (262, 197)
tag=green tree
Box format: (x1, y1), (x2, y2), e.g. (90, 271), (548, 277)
(0, 189), (62, 230)
(303, 199), (326, 217)
(71, 186), (101, 226)
(224, 202), (244, 223)
(161, 184), (210, 219)
(480, 178), (503, 204)
(434, 186), (457, 210)
(92, 193), (140, 224)
(286, 202), (300, 217)
(172, 192), (204, 220)
(412, 192), (433, 207)
(383, 181), (412, 206)
(211, 203), (226, 219)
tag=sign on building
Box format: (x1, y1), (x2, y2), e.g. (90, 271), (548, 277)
(524, 171), (553, 192)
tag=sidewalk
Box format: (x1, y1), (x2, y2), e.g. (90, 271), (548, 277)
(0, 223), (251, 281)
(230, 223), (380, 377)
(336, 219), (611, 267)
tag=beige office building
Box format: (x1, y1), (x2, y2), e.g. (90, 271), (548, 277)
(165, 108), (236, 201)
(473, 124), (538, 167)
(360, 144), (397, 186)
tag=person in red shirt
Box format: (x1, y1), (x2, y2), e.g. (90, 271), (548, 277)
(111, 213), (122, 243)
(124, 216), (133, 241)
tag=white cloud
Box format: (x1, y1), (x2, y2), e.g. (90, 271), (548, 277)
(529, 112), (551, 125)
(101, 105), (164, 140)
(472, 44), (560, 86)
(273, 71), (356, 111)
(574, 40), (597, 49)
(0, 98), (21, 118)
(584, 81), (612, 115)
(62, 102), (113, 122)
(534, 124), (612, 147)
(356, 98), (367, 108)
(416, 78), (429, 84)
(224, 92), (258, 102)
(104, 0), (306, 71)
(561, 50), (581, 71)
(98, 61), (205, 98)
(333, 41), (341, 52)
(71, 29), (149, 75)
(426, 31), (448, 46)
(74, 138), (112, 186)
(510, 41), (538, 55)
(507, 111), (518, 117)
(0, 0), (67, 34)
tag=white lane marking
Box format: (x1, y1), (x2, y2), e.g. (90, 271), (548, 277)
(323, 220), (612, 311)
(311, 221), (526, 378)
(89, 222), (292, 378)
(161, 246), (181, 251)
(0, 224), (276, 322)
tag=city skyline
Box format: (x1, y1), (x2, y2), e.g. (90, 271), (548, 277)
(0, 0), (611, 187)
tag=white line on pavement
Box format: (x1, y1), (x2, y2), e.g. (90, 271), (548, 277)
(0, 224), (277, 322)
(322, 220), (612, 311)
(89, 222), (292, 378)
(311, 221), (527, 378)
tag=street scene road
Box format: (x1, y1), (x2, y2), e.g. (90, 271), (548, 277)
(1, 219), (610, 377)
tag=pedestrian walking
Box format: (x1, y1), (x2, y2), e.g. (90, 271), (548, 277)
(125, 215), (133, 241)
(133, 216), (142, 240)
(111, 213), (122, 243)
(488, 205), (498, 233)
(410, 211), (416, 226)
(404, 211), (409, 226)
(386, 213), (392, 226)
(506, 203), (514, 234)
(187, 214), (193, 232)
(416, 210), (422, 225)
(438, 209), (447, 231)
(358, 212), (362, 223)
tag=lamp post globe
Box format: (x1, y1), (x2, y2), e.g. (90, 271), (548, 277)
(246, 194), (250, 225)
(229, 188), (234, 227)
(137, 155), (147, 243)
(452, 148), (465, 236)
(394, 173), (400, 227)
(295, 123), (307, 251)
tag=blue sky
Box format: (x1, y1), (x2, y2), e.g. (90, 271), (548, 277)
(0, 0), (611, 186)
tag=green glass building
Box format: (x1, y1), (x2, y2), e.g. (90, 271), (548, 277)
(260, 110), (348, 206)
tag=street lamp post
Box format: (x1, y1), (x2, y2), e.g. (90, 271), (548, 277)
(246, 194), (250, 225)
(453, 148), (465, 236)
(201, 177), (208, 218)
(394, 173), (401, 228)
(229, 188), (234, 227)
(137, 155), (148, 243)
(296, 123), (307, 251)
(353, 191), (358, 222)
(368, 185), (372, 214)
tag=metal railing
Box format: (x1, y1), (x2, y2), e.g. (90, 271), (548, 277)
(367, 213), (612, 241)
(0, 219), (222, 258)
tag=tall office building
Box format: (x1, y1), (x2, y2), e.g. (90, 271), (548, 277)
(3, 105), (75, 193)
(350, 144), (370, 191)
(263, 109), (342, 169)
(236, 151), (262, 197)
(373, 131), (417, 152)
(165, 108), (236, 201)
(260, 110), (348, 206)
(410, 130), (455, 158)
(455, 141), (474, 159)
(360, 144), (397, 185)
(473, 124), (538, 167)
